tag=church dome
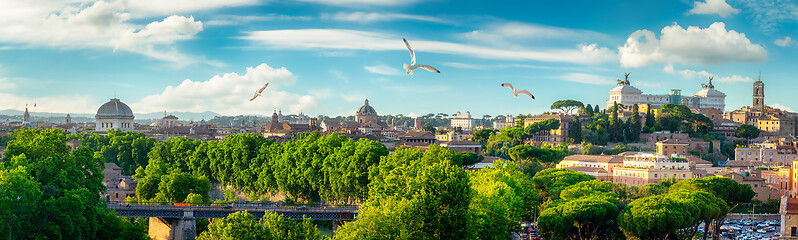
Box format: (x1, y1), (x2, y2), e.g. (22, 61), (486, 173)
(96, 98), (134, 119)
(356, 99), (377, 116)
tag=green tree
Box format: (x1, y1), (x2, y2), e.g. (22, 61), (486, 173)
(0, 165), (42, 239)
(158, 171), (211, 203)
(735, 124), (761, 143)
(551, 100), (585, 114)
(532, 168), (595, 202)
(618, 195), (689, 240)
(593, 105), (600, 115)
(485, 140), (513, 159)
(669, 176), (755, 240)
(539, 196), (619, 240)
(469, 160), (538, 240)
(568, 117), (582, 144)
(629, 104), (642, 141)
(472, 129), (496, 147)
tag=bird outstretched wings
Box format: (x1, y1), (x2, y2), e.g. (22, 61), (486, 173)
(418, 65), (440, 73)
(516, 90), (535, 99)
(249, 83), (269, 101)
(500, 83), (515, 91)
(403, 38), (415, 65)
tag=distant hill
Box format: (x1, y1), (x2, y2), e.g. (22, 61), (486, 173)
(0, 109), (223, 123)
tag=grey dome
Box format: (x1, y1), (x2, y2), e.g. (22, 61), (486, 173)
(96, 98), (134, 118)
(356, 99), (377, 115)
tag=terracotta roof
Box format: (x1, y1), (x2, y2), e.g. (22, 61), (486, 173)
(105, 163), (121, 171)
(440, 140), (481, 146)
(562, 154), (623, 164)
(403, 131), (435, 138)
(783, 198), (798, 214)
(685, 155), (711, 165)
(564, 166), (608, 173)
(658, 138), (690, 145)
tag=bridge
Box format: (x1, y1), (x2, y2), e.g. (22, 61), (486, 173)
(108, 202), (359, 240)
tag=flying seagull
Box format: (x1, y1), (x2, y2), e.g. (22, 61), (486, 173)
(500, 83), (535, 99)
(402, 38), (440, 75)
(249, 83), (269, 101)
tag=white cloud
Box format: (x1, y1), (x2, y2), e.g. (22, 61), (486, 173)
(460, 22), (609, 45)
(241, 29), (615, 64)
(775, 37), (793, 47)
(130, 64), (318, 115)
(0, 1), (207, 64)
(771, 104), (793, 112)
(296, 0), (419, 7)
(321, 12), (445, 23)
(554, 73), (616, 85)
(364, 64), (403, 76)
(340, 93), (366, 103)
(619, 22), (767, 68)
(205, 14), (312, 26)
(0, 77), (15, 90)
(663, 64), (753, 83)
(688, 0), (740, 17)
(120, 0), (260, 18)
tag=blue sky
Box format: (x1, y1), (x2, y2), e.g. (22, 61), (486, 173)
(0, 0), (795, 118)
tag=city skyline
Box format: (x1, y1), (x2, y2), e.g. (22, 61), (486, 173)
(0, 0), (796, 117)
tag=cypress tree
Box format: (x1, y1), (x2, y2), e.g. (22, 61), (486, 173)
(594, 105), (600, 115)
(610, 103), (620, 142)
(630, 104), (642, 141)
(645, 105), (655, 129)
(569, 117), (582, 144)
(585, 104), (594, 116)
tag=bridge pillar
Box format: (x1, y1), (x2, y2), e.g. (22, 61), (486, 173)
(148, 211), (196, 240)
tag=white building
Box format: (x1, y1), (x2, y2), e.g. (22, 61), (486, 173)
(606, 74), (726, 111)
(492, 115), (515, 130)
(95, 98), (135, 132)
(451, 111), (476, 129)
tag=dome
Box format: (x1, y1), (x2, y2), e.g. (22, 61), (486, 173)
(356, 99), (377, 116)
(96, 98), (134, 119)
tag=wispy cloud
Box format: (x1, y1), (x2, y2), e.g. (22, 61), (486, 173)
(688, 0), (739, 17)
(241, 29), (615, 64)
(771, 104), (794, 112)
(730, 0), (798, 32)
(459, 21), (611, 46)
(663, 64), (753, 83)
(296, 0), (420, 7)
(321, 12), (446, 24)
(206, 14), (312, 26)
(364, 64), (403, 76)
(554, 73), (616, 85)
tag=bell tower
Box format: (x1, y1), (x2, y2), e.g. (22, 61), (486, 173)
(753, 74), (764, 110)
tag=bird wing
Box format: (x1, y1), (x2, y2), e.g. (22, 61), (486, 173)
(257, 83), (269, 93)
(403, 38), (415, 65)
(249, 92), (260, 101)
(516, 90), (535, 99)
(418, 65), (440, 73)
(500, 83), (515, 91)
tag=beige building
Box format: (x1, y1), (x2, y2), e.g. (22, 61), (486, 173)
(656, 139), (688, 157)
(606, 74), (726, 111)
(492, 115), (515, 130)
(439, 140), (482, 155)
(726, 77), (798, 140)
(103, 163), (137, 203)
(95, 98), (135, 132)
(435, 131), (470, 142)
(523, 114), (579, 145)
(556, 155), (623, 181)
(612, 153), (693, 186)
(780, 196), (798, 239)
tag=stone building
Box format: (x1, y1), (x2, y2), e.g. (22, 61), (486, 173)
(523, 114), (580, 145)
(450, 111), (477, 129)
(780, 195), (798, 239)
(102, 163), (137, 203)
(606, 74), (726, 111)
(95, 98), (135, 132)
(355, 99), (378, 124)
(726, 76), (798, 141)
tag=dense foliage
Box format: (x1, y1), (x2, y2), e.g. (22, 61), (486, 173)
(197, 210), (323, 240)
(0, 128), (148, 239)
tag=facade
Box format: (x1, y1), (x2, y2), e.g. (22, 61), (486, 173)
(435, 131), (470, 142)
(763, 167), (792, 197)
(103, 163), (137, 203)
(606, 74), (726, 111)
(22, 107), (31, 127)
(523, 114), (577, 145)
(492, 115), (515, 130)
(439, 140), (482, 155)
(556, 155), (624, 181)
(262, 111), (320, 138)
(151, 115), (179, 129)
(612, 153), (693, 186)
(780, 196), (798, 239)
(95, 98), (135, 132)
(656, 139), (689, 157)
(450, 111), (476, 129)
(399, 130), (437, 147)
(735, 144), (798, 165)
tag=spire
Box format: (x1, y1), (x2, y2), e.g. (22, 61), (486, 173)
(365, 98), (369, 106)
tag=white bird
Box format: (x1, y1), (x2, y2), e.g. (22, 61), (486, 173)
(249, 83), (269, 101)
(402, 38), (440, 75)
(501, 83), (535, 99)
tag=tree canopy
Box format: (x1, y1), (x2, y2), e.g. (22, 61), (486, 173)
(551, 100), (585, 114)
